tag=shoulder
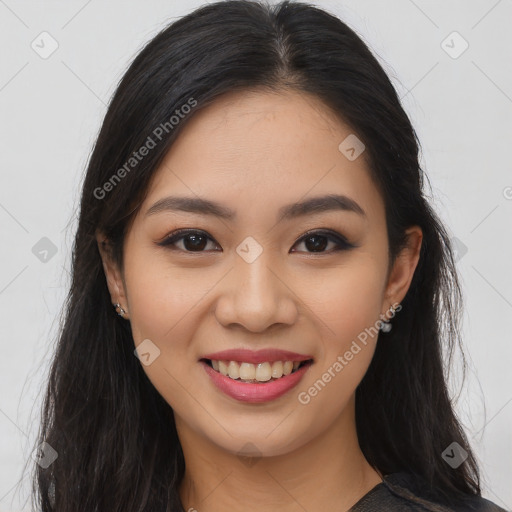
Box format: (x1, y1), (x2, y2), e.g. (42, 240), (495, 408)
(349, 472), (508, 512)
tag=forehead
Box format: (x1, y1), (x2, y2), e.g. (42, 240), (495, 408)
(169, 88), (351, 159)
(140, 88), (384, 225)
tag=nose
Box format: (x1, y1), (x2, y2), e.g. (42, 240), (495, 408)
(214, 253), (299, 333)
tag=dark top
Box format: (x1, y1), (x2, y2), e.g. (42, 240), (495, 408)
(348, 472), (508, 511)
(177, 472), (508, 511)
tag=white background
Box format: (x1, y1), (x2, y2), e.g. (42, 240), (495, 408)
(0, 0), (511, 510)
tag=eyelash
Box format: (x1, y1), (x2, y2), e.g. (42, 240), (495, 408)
(157, 228), (355, 254)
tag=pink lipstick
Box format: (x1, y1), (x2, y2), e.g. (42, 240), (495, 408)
(200, 348), (313, 403)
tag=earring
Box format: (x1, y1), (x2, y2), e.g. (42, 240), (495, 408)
(379, 304), (397, 333)
(113, 302), (127, 317)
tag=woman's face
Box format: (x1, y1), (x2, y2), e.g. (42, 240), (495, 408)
(99, 89), (421, 458)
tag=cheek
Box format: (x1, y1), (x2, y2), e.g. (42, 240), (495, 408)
(294, 264), (383, 422)
(121, 251), (220, 408)
(124, 251), (213, 342)
(124, 270), (205, 415)
(302, 259), (385, 345)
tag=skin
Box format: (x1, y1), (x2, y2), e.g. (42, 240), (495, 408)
(97, 88), (422, 512)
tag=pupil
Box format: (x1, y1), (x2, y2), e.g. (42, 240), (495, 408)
(305, 235), (327, 252)
(184, 234), (207, 251)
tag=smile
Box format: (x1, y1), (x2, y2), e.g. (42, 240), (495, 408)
(200, 356), (313, 403)
(203, 359), (312, 383)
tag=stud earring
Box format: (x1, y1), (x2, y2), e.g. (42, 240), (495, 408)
(113, 302), (127, 317)
(379, 304), (398, 333)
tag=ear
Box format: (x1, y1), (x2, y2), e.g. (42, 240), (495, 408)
(95, 229), (130, 319)
(381, 226), (423, 313)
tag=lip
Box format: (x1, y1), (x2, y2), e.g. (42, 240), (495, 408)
(200, 348), (313, 364)
(201, 359), (313, 403)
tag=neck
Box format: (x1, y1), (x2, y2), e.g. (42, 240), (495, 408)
(177, 395), (383, 512)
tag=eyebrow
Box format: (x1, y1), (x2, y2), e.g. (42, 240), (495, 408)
(144, 194), (366, 221)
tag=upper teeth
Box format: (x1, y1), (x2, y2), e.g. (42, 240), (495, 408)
(211, 360), (302, 382)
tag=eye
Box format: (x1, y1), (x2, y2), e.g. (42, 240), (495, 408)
(290, 229), (354, 254)
(157, 228), (354, 254)
(157, 229), (221, 252)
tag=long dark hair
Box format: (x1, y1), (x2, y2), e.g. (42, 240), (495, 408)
(31, 1), (481, 510)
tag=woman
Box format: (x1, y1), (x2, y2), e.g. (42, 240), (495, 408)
(32, 1), (506, 510)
